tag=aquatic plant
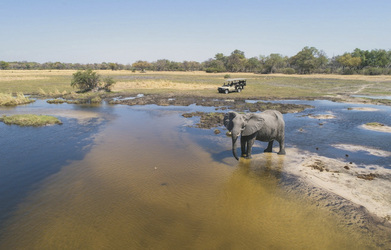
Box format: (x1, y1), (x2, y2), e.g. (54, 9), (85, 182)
(0, 114), (62, 126)
(0, 93), (34, 106)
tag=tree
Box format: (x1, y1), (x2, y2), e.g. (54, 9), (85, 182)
(132, 60), (151, 72)
(71, 69), (100, 92)
(289, 46), (327, 74)
(108, 63), (118, 71)
(203, 58), (226, 73)
(0, 61), (10, 70)
(245, 57), (261, 72)
(263, 54), (287, 73)
(337, 53), (362, 70)
(215, 53), (226, 62)
(226, 50), (246, 72)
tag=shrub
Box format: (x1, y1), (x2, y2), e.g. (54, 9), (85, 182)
(205, 67), (225, 73)
(224, 74), (231, 79)
(282, 68), (295, 74)
(71, 70), (116, 92)
(71, 69), (100, 92)
(362, 67), (384, 75)
(342, 68), (355, 75)
(102, 76), (116, 92)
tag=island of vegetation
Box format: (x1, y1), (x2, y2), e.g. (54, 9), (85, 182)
(0, 114), (62, 127)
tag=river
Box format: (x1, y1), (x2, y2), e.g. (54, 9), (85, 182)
(0, 99), (390, 249)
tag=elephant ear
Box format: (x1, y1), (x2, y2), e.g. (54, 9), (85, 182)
(242, 114), (264, 136)
(224, 112), (236, 131)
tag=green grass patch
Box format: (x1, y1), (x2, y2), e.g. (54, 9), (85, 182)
(0, 114), (62, 126)
(365, 122), (384, 127)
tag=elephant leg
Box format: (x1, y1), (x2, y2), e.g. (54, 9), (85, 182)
(240, 136), (247, 157)
(264, 141), (274, 153)
(245, 137), (256, 159)
(277, 137), (286, 155)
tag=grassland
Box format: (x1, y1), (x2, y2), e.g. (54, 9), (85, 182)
(0, 70), (390, 100)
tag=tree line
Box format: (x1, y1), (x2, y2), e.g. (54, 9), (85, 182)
(1, 47), (391, 75)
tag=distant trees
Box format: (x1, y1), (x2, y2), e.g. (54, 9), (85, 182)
(289, 47), (328, 74)
(132, 60), (151, 72)
(261, 54), (288, 74)
(3, 46), (391, 75)
(0, 61), (9, 70)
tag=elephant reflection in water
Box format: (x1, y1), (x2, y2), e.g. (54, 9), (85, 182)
(238, 152), (285, 181)
(224, 110), (286, 160)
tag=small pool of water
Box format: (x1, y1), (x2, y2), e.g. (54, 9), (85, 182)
(351, 94), (391, 100)
(0, 99), (390, 248)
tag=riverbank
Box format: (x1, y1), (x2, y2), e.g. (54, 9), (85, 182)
(252, 148), (391, 245)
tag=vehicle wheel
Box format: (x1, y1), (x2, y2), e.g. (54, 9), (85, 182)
(237, 88), (241, 93)
(225, 89), (229, 94)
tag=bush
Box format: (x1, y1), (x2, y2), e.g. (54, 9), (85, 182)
(282, 68), (295, 74)
(342, 68), (355, 75)
(71, 69), (100, 92)
(205, 67), (225, 73)
(362, 67), (384, 75)
(224, 74), (231, 79)
(70, 70), (116, 92)
(102, 76), (116, 92)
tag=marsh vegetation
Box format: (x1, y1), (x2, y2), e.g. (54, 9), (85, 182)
(0, 114), (62, 126)
(0, 93), (34, 106)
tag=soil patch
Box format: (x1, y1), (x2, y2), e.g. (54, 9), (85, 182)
(182, 112), (225, 129)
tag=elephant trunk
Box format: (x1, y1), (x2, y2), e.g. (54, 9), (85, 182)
(232, 135), (239, 161)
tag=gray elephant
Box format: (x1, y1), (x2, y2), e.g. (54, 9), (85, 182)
(224, 110), (286, 160)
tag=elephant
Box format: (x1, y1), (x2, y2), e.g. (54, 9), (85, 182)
(224, 110), (286, 160)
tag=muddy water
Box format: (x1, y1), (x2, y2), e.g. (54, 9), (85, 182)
(0, 101), (389, 249)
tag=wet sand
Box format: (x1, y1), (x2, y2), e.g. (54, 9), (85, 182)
(361, 124), (391, 133)
(281, 148), (391, 222)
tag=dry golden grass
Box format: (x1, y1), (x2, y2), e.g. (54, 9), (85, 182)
(0, 70), (390, 98)
(0, 93), (34, 106)
(270, 73), (391, 82)
(112, 80), (214, 91)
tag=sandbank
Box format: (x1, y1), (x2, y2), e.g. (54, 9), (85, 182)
(251, 148), (391, 224)
(348, 107), (379, 112)
(361, 123), (391, 133)
(308, 114), (336, 119)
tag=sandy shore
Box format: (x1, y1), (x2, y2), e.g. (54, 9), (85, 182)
(279, 147), (391, 223)
(361, 123), (391, 133)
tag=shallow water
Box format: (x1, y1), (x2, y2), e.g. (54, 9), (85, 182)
(0, 100), (390, 249)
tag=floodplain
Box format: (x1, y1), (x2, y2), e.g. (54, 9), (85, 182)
(1, 70), (391, 248)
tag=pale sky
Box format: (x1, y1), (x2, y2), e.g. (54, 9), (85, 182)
(1, 0), (390, 64)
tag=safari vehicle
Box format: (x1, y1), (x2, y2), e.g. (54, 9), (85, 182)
(217, 78), (246, 94)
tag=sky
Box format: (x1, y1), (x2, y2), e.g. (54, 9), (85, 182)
(1, 0), (390, 64)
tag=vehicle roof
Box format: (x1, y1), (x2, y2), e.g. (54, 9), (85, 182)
(225, 78), (246, 81)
